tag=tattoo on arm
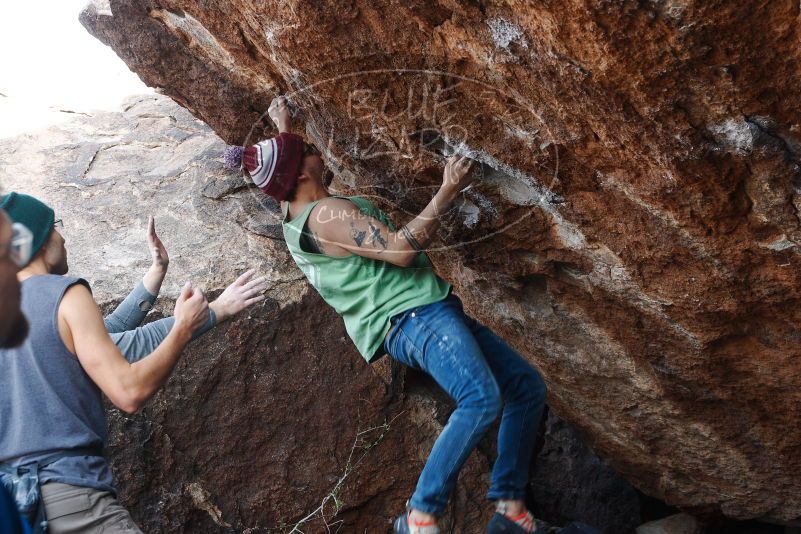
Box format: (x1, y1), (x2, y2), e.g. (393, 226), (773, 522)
(367, 221), (388, 249)
(350, 222), (367, 247)
(401, 225), (424, 253)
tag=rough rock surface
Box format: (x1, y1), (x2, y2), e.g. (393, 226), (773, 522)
(530, 412), (643, 533)
(79, 0), (801, 523)
(0, 95), (493, 533)
(1, 95), (647, 533)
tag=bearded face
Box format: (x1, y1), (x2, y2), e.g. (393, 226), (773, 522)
(42, 228), (68, 276)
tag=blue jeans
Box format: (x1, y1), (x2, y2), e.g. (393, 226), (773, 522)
(384, 293), (547, 516)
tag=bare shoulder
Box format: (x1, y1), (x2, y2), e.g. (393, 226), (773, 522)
(313, 197), (360, 220)
(308, 197), (360, 234)
(58, 282), (102, 354)
(60, 282), (101, 322)
(61, 282), (95, 307)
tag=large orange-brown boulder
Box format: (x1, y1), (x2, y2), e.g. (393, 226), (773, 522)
(80, 0), (801, 524)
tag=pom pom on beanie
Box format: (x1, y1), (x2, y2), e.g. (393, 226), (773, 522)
(223, 145), (245, 170)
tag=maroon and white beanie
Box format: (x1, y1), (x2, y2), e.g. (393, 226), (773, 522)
(224, 132), (305, 201)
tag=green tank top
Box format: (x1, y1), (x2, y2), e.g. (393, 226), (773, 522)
(282, 195), (452, 362)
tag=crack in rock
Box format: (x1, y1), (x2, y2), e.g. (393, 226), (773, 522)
(185, 482), (231, 528)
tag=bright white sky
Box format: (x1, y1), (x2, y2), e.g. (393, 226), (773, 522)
(0, 0), (151, 138)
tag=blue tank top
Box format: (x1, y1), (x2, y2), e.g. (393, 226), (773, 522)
(0, 275), (114, 493)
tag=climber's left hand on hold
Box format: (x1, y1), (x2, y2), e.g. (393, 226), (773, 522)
(269, 96), (292, 133)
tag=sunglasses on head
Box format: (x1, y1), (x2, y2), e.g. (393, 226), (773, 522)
(2, 219), (62, 267)
(4, 223), (34, 268)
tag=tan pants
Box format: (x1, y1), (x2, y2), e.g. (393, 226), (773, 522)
(40, 482), (142, 534)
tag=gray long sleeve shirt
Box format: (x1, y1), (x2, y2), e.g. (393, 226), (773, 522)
(104, 282), (216, 363)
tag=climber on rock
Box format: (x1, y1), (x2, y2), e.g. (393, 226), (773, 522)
(224, 96), (548, 534)
(0, 192), (265, 533)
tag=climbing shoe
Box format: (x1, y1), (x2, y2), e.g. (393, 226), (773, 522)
(486, 511), (537, 533)
(393, 513), (440, 534)
(488, 501), (537, 533)
(486, 506), (602, 534)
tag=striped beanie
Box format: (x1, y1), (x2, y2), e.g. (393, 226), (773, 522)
(224, 133), (305, 201)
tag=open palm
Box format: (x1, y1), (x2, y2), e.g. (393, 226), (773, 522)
(148, 216), (169, 270)
(211, 269), (267, 321)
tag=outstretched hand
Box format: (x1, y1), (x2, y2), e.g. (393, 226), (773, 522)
(148, 216), (169, 272)
(209, 269), (268, 322)
(142, 216), (170, 296)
